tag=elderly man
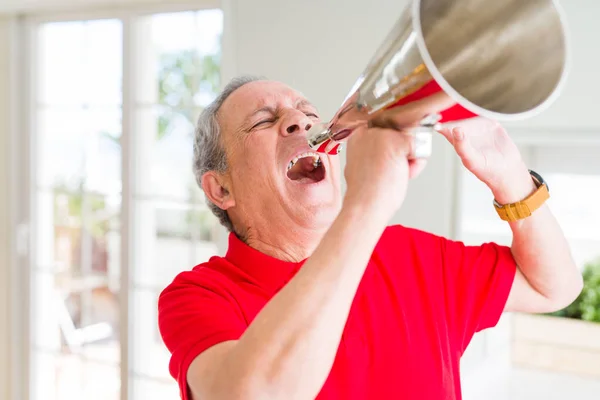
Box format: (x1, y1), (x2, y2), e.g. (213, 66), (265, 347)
(158, 76), (582, 400)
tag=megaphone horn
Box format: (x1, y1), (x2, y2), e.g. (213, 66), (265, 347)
(307, 0), (569, 158)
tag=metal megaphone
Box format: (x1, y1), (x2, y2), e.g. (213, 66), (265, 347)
(307, 0), (569, 157)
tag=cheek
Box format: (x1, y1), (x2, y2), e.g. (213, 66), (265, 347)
(233, 138), (281, 187)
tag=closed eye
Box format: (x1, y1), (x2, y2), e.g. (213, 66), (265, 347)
(251, 119), (276, 129)
(305, 112), (319, 119)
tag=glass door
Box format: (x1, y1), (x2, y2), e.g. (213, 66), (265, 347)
(31, 19), (124, 400)
(29, 7), (224, 400)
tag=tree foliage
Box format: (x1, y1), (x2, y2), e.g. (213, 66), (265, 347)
(157, 50), (220, 139)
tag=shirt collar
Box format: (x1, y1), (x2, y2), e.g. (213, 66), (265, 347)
(225, 232), (305, 293)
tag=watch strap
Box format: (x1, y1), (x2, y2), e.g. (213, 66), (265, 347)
(494, 173), (550, 222)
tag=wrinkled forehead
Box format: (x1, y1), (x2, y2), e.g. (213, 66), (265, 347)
(218, 80), (311, 132)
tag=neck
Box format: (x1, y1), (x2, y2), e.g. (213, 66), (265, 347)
(239, 223), (326, 263)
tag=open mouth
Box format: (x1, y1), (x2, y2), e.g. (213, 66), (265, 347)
(286, 151), (326, 183)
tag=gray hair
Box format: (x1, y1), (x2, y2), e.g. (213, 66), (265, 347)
(193, 75), (265, 232)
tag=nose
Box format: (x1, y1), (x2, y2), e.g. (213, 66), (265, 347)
(281, 109), (313, 137)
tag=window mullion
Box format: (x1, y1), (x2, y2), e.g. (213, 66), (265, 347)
(120, 11), (135, 400)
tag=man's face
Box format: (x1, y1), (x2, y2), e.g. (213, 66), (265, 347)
(215, 80), (342, 232)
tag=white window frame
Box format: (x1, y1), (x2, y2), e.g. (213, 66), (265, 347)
(8, 2), (235, 399)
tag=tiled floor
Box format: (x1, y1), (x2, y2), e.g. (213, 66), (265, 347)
(463, 366), (600, 400)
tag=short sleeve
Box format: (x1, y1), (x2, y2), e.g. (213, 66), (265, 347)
(158, 270), (247, 400)
(441, 238), (517, 352)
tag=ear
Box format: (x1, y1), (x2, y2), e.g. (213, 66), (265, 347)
(201, 171), (236, 211)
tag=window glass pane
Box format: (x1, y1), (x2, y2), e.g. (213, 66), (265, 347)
(38, 22), (86, 106)
(132, 199), (219, 288)
(31, 271), (62, 350)
(457, 165), (512, 246)
(32, 211), (121, 354)
(31, 352), (82, 400)
(39, 20), (122, 106)
(81, 361), (120, 400)
(37, 108), (86, 190)
(31, 352), (119, 400)
(32, 267), (119, 362)
(84, 20), (123, 106)
(37, 107), (122, 193)
(36, 188), (121, 276)
(133, 105), (201, 201)
(542, 173), (600, 267)
(133, 9), (223, 201)
(131, 289), (172, 380)
(32, 18), (123, 400)
(86, 108), (123, 194)
(149, 10), (222, 108)
(132, 376), (180, 400)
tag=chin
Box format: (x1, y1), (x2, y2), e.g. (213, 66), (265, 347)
(285, 184), (342, 228)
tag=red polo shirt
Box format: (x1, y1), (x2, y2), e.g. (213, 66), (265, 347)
(158, 225), (516, 400)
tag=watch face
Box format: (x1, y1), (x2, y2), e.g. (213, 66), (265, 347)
(529, 169), (549, 192)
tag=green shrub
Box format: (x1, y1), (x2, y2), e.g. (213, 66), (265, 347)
(550, 258), (600, 323)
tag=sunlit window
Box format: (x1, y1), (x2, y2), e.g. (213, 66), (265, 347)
(31, 9), (223, 400)
(458, 145), (600, 269)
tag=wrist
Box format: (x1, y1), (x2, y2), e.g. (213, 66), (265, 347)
(491, 164), (537, 205)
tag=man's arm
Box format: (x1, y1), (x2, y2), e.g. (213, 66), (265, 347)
(438, 121), (583, 315)
(492, 165), (583, 314)
(188, 203), (388, 400)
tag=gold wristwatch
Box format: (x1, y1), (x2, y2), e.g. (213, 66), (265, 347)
(494, 170), (550, 222)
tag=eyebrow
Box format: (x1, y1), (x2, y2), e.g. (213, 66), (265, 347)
(241, 99), (318, 130)
(248, 106), (277, 119)
(295, 99), (317, 110)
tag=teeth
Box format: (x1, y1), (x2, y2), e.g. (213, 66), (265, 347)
(287, 151), (321, 171)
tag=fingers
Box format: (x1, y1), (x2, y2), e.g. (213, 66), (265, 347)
(447, 127), (481, 172)
(439, 118), (501, 144)
(368, 126), (429, 172)
(437, 127), (454, 144)
(392, 129), (417, 159)
(451, 127), (476, 163)
(438, 126), (466, 149)
(370, 92), (457, 130)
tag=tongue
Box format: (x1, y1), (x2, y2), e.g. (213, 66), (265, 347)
(287, 157), (320, 183)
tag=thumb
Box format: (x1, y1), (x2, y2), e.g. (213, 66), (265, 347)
(451, 128), (482, 169)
